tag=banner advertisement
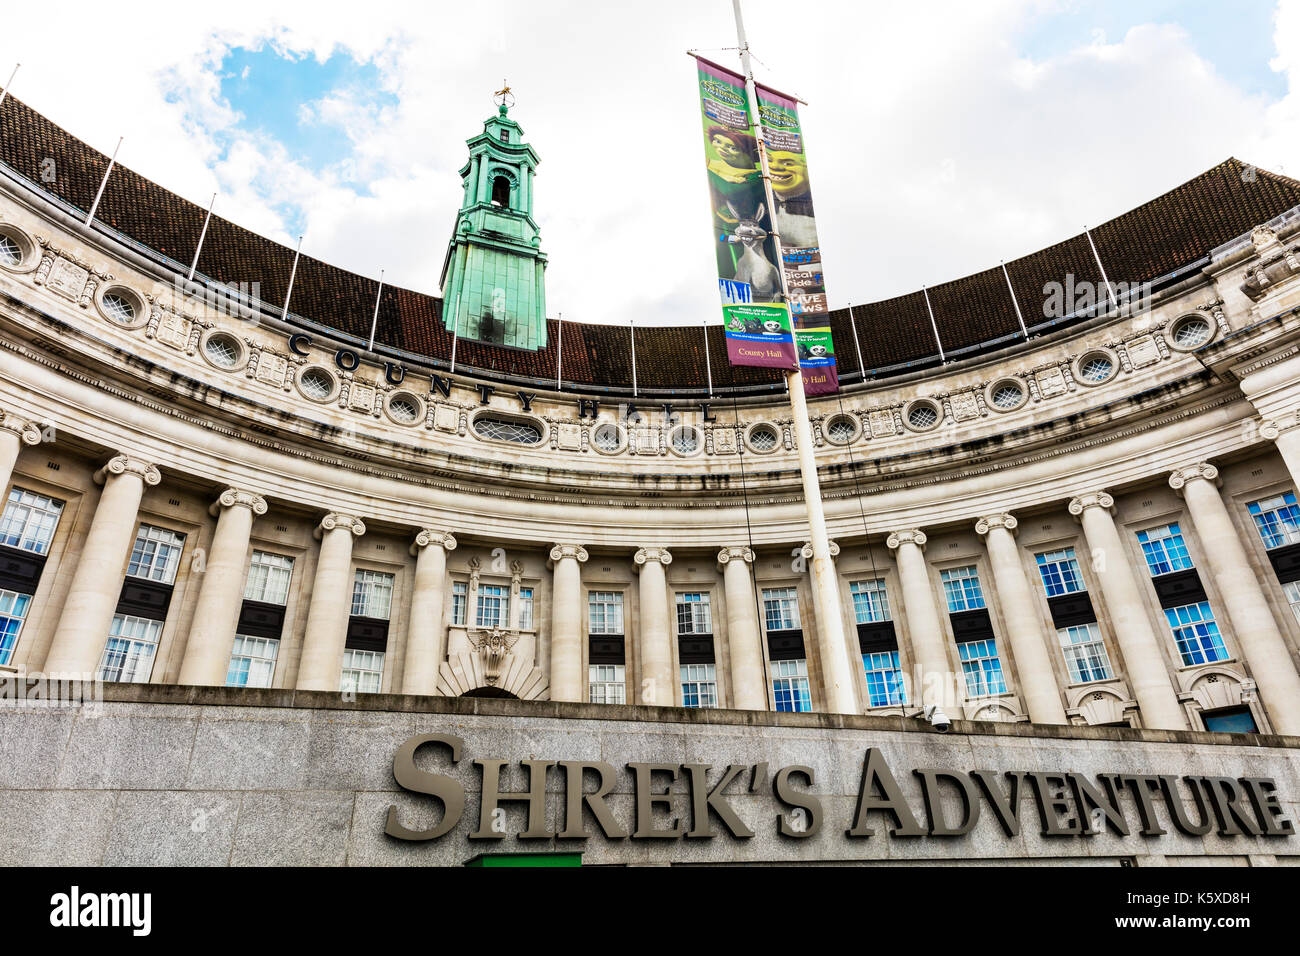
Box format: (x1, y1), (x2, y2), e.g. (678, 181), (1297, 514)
(695, 56), (796, 370)
(755, 82), (838, 395)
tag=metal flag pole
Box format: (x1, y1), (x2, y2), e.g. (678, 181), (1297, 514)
(85, 136), (123, 226)
(281, 235), (303, 319)
(448, 290), (463, 374)
(556, 312), (564, 391)
(731, 0), (857, 714)
(367, 270), (385, 351)
(703, 318), (714, 398)
(1084, 225), (1119, 312)
(0, 63), (20, 113)
(848, 304), (865, 380)
(630, 318), (638, 398)
(922, 284), (946, 361)
(187, 193), (217, 282)
(1001, 260), (1029, 338)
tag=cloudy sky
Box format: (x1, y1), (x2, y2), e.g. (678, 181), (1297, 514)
(2, 1), (1297, 329)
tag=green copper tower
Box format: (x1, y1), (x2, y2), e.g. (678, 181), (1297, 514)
(439, 87), (548, 349)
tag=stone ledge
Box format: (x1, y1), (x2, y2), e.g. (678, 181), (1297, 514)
(80, 681), (1300, 749)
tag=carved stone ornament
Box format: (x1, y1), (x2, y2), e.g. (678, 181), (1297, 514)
(716, 546), (755, 566)
(886, 529), (927, 550)
(211, 488), (268, 516)
(549, 543), (589, 563)
(410, 529), (457, 556)
(634, 546), (673, 567)
(465, 626), (521, 686)
(799, 540), (841, 560)
(315, 513), (366, 538)
(1169, 462), (1219, 492)
(98, 454), (162, 487)
(1067, 491), (1115, 516)
(975, 513), (1018, 536)
(0, 414), (43, 446)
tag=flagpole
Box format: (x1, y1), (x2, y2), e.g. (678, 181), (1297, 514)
(556, 312), (564, 391)
(281, 235), (303, 319)
(85, 136), (123, 226)
(0, 63), (19, 113)
(703, 318), (714, 398)
(731, 0), (857, 714)
(188, 193), (217, 282)
(630, 318), (638, 398)
(449, 290), (463, 374)
(367, 270), (385, 351)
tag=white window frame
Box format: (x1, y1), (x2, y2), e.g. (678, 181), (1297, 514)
(676, 591), (713, 635)
(127, 524), (186, 585)
(680, 662), (718, 708)
(771, 658), (812, 712)
(351, 569), (395, 620)
(341, 649), (385, 694)
(244, 551), (294, 605)
(476, 583), (510, 629)
(1056, 622), (1113, 684)
(862, 649), (906, 707)
(1035, 548), (1086, 596)
(957, 638), (1006, 698)
(98, 615), (162, 683)
(0, 588), (32, 667)
(588, 663), (626, 704)
(451, 581), (467, 626)
(519, 587), (534, 630)
(941, 566), (986, 613)
(225, 634), (280, 688)
(761, 587), (800, 631)
(849, 579), (891, 624)
(0, 487), (64, 556)
(588, 591), (624, 635)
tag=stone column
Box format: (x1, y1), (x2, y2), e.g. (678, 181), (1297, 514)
(1171, 463), (1300, 735)
(176, 488), (268, 686)
(403, 529), (457, 696)
(975, 513), (1068, 724)
(0, 413), (42, 493)
(634, 547), (674, 706)
(295, 513), (366, 691)
(1236, 352), (1300, 487)
(1258, 418), (1300, 490)
(718, 546), (765, 710)
(801, 539), (861, 712)
(1068, 491), (1187, 729)
(548, 543), (588, 702)
(886, 529), (954, 710)
(43, 455), (161, 676)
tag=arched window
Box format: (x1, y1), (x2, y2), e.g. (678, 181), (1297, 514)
(491, 175), (511, 207)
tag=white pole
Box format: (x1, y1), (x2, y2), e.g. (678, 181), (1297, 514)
(0, 63), (19, 113)
(281, 235), (303, 319)
(187, 192), (217, 282)
(1001, 260), (1029, 338)
(703, 318), (714, 398)
(922, 284), (945, 362)
(630, 318), (637, 398)
(1084, 225), (1119, 311)
(367, 270), (385, 351)
(449, 290), (463, 374)
(731, 0), (857, 714)
(556, 312), (564, 391)
(848, 304), (865, 379)
(84, 136), (123, 226)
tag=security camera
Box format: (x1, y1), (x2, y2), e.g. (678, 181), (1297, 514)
(923, 705), (952, 733)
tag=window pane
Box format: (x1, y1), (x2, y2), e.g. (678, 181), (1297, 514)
(1035, 549), (1085, 596)
(772, 658), (812, 712)
(244, 551), (293, 604)
(957, 639), (1006, 696)
(0, 589), (31, 666)
(0, 488), (65, 555)
(341, 649), (384, 693)
(226, 635), (280, 688)
(675, 592), (712, 635)
(1248, 492), (1300, 550)
(680, 662), (718, 708)
(98, 615), (162, 683)
(941, 567), (985, 612)
(1165, 601), (1228, 666)
(1135, 524), (1194, 577)
(126, 525), (186, 584)
(588, 592), (624, 634)
(351, 569), (395, 620)
(862, 650), (906, 707)
(1056, 622), (1113, 683)
(589, 663), (626, 704)
(761, 587), (800, 631)
(850, 579), (890, 624)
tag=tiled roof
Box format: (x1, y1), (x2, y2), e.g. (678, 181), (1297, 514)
(4, 93), (1300, 395)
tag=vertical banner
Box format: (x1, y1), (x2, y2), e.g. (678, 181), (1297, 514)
(755, 83), (838, 395)
(694, 56), (796, 370)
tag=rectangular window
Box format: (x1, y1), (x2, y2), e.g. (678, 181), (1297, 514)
(772, 658), (812, 712)
(476, 583), (509, 629)
(0, 589), (32, 666)
(0, 487), (64, 555)
(941, 566), (985, 612)
(862, 650), (906, 707)
(1165, 601), (1229, 666)
(341, 649), (384, 694)
(519, 587), (534, 630)
(1135, 523), (1194, 577)
(957, 638), (1007, 697)
(588, 663), (626, 704)
(762, 587), (800, 631)
(1284, 580), (1300, 627)
(1035, 548), (1086, 596)
(127, 525), (186, 584)
(676, 592), (713, 635)
(225, 635), (279, 688)
(98, 615), (162, 683)
(680, 662), (718, 708)
(351, 569), (394, 620)
(850, 579), (891, 624)
(1202, 706), (1259, 733)
(243, 551), (293, 605)
(588, 591), (624, 634)
(1247, 491), (1300, 550)
(1057, 622), (1113, 683)
(451, 581), (467, 626)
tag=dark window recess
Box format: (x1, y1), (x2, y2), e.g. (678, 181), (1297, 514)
(1202, 706), (1258, 734)
(1268, 542), (1300, 584)
(589, 634), (625, 665)
(949, 608), (995, 643)
(1151, 568), (1208, 609)
(0, 544), (45, 594)
(678, 634), (714, 665)
(857, 620), (898, 654)
(236, 600), (286, 640)
(766, 628), (805, 662)
(1047, 592), (1097, 629)
(344, 616), (389, 653)
(116, 579), (173, 619)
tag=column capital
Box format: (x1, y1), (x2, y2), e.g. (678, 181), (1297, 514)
(95, 454), (162, 487)
(0, 413), (42, 446)
(975, 513), (1018, 535)
(633, 546), (673, 569)
(410, 528), (457, 556)
(315, 513), (366, 539)
(1067, 491), (1114, 517)
(716, 545), (755, 566)
(800, 540), (840, 559)
(1168, 462), (1220, 493)
(210, 487), (268, 517)
(886, 529), (926, 550)
(549, 543), (589, 565)
(1257, 418), (1294, 441)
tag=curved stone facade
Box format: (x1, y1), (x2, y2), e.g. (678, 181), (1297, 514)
(3, 115), (1300, 743)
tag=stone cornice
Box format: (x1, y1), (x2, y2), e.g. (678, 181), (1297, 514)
(315, 513), (366, 539)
